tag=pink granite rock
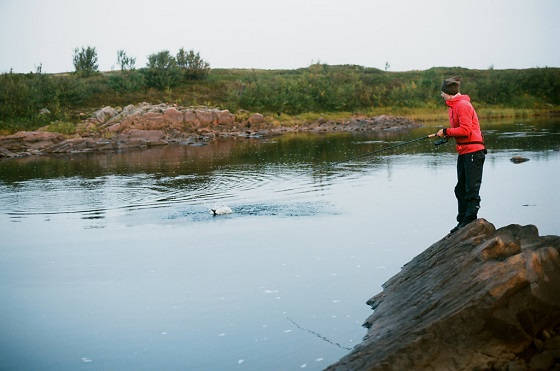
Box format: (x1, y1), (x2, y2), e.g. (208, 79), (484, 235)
(121, 129), (167, 146)
(248, 113), (265, 125)
(163, 108), (184, 128)
(216, 110), (235, 125)
(195, 110), (215, 126)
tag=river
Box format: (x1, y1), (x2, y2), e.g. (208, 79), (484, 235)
(1, 118), (559, 370)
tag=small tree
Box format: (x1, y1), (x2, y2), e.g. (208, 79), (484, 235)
(144, 50), (180, 90)
(110, 50), (142, 92)
(117, 50), (136, 71)
(176, 48), (210, 80)
(73, 46), (98, 76)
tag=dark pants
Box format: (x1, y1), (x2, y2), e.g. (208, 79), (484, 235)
(455, 149), (485, 224)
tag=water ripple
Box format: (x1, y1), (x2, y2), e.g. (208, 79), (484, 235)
(0, 164), (352, 219)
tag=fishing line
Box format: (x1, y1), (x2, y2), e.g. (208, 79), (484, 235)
(286, 316), (353, 351)
(351, 133), (447, 161)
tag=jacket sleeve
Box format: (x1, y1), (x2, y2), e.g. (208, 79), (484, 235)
(446, 103), (473, 138)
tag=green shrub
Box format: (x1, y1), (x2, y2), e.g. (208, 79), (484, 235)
(176, 48), (210, 80)
(144, 50), (180, 90)
(46, 120), (76, 135)
(109, 70), (145, 92)
(117, 50), (136, 71)
(73, 46), (99, 77)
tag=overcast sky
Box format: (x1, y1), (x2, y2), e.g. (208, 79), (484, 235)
(1, 0), (559, 73)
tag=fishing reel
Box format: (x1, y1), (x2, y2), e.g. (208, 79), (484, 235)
(428, 132), (448, 146)
(433, 137), (448, 146)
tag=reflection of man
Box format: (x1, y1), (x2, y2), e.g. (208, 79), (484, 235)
(436, 77), (486, 234)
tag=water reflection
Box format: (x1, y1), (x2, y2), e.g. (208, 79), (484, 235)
(0, 118), (558, 184)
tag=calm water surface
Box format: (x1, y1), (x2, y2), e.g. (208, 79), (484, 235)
(1, 119), (559, 370)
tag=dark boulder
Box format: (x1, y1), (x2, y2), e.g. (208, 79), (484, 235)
(511, 156), (530, 164)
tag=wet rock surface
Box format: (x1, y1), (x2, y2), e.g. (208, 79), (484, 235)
(0, 103), (420, 158)
(328, 219), (560, 371)
(0, 131), (66, 156)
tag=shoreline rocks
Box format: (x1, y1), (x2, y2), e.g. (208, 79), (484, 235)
(0, 103), (421, 159)
(327, 219), (560, 370)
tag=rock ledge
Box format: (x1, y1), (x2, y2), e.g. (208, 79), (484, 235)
(328, 219), (560, 370)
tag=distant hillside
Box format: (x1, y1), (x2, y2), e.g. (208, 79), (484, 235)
(1, 64), (559, 131)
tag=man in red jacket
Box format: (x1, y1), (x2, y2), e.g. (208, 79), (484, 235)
(436, 77), (486, 234)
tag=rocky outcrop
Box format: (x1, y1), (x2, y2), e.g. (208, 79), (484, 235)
(0, 103), (421, 158)
(0, 131), (65, 156)
(95, 106), (118, 124)
(328, 219), (560, 370)
(305, 115), (419, 134)
(248, 113), (265, 125)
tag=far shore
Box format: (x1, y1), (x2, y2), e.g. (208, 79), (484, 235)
(1, 102), (558, 160)
(264, 106), (559, 128)
(1, 103), (422, 159)
(1, 106), (557, 137)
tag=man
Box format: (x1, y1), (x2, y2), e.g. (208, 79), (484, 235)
(436, 77), (486, 234)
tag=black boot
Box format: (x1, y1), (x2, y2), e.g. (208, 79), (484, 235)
(449, 218), (477, 234)
(449, 222), (463, 234)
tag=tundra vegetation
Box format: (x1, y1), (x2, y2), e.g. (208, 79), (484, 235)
(1, 47), (559, 133)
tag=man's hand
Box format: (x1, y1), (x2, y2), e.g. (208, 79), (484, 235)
(437, 129), (446, 137)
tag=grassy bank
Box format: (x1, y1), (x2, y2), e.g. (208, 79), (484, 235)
(260, 106), (558, 129)
(1, 64), (559, 134)
(362, 106), (558, 122)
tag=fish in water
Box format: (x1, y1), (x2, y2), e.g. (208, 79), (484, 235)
(210, 206), (233, 216)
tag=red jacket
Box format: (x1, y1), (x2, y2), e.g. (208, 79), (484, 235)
(445, 95), (485, 155)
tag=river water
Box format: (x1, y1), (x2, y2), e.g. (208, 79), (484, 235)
(1, 118), (559, 370)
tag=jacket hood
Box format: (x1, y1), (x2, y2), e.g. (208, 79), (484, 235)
(445, 94), (470, 108)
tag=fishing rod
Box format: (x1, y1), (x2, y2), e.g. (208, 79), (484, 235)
(353, 133), (447, 160)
